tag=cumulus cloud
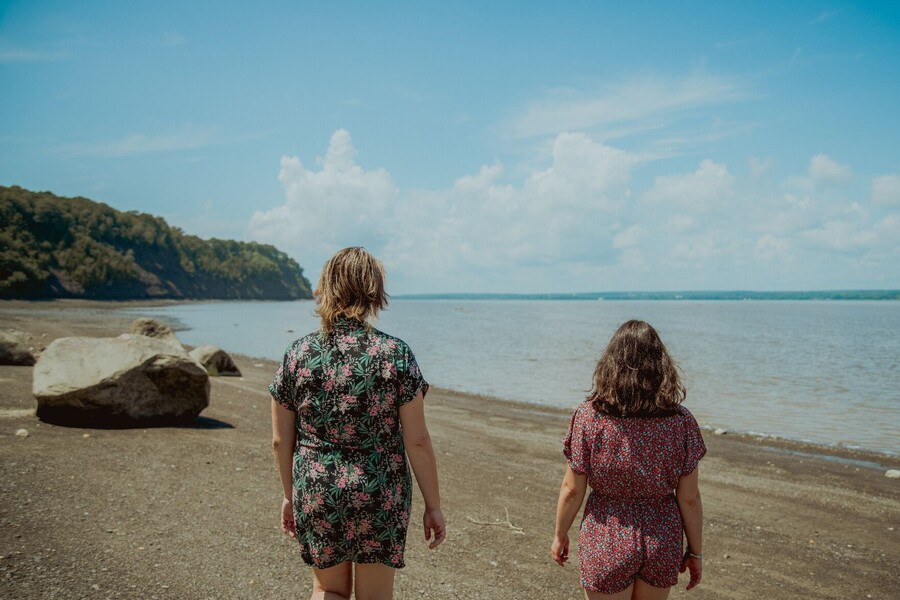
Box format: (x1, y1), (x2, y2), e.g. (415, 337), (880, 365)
(871, 174), (900, 206)
(644, 160), (735, 209)
(247, 131), (900, 292)
(248, 129), (398, 270)
(809, 153), (852, 185)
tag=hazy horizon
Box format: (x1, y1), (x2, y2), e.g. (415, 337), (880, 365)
(2, 1), (899, 294)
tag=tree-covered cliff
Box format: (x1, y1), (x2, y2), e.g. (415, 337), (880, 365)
(0, 186), (312, 300)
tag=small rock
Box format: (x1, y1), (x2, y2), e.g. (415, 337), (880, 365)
(490, 560), (497, 567)
(885, 469), (900, 479)
(83, 433), (91, 438)
(15, 429), (29, 437)
(254, 363), (264, 368)
(91, 584), (100, 590)
(723, 553), (730, 559)
(714, 428), (727, 435)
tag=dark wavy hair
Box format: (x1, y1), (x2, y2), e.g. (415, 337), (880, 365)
(588, 320), (686, 416)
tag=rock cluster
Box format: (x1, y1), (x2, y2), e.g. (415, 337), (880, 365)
(29, 318), (240, 425)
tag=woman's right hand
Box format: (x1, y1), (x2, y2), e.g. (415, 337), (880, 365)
(680, 555), (702, 590)
(423, 508), (446, 549)
(551, 533), (569, 566)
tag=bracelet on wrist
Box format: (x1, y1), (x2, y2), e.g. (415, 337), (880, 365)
(686, 551), (703, 560)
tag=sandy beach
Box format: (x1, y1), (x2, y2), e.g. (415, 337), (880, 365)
(1, 301), (898, 599)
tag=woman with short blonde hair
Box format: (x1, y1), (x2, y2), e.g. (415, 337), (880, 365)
(271, 247), (445, 600)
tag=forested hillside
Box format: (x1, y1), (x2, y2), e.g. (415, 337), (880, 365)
(0, 186), (312, 300)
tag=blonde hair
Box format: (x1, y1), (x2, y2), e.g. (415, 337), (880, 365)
(314, 247), (388, 333)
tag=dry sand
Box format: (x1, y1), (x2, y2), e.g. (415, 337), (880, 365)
(1, 301), (898, 599)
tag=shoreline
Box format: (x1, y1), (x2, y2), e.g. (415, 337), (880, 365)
(2, 301), (899, 599)
(3, 298), (897, 463)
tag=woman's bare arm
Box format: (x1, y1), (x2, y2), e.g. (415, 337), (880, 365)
(551, 464), (587, 565)
(271, 399), (297, 537)
(399, 392), (445, 549)
(676, 466), (703, 589)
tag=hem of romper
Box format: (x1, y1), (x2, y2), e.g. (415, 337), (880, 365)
(302, 555), (405, 570)
(582, 578), (635, 594)
(636, 573), (678, 589)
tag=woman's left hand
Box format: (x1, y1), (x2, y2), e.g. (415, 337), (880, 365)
(551, 534), (569, 566)
(280, 497), (295, 538)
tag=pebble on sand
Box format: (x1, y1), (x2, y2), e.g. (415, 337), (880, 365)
(885, 469), (900, 479)
(15, 428), (29, 437)
(714, 428), (728, 435)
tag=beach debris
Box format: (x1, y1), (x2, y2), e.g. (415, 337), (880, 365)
(129, 318), (184, 349)
(467, 507), (525, 535)
(189, 345), (242, 377)
(885, 469), (900, 479)
(33, 334), (209, 424)
(15, 428), (29, 437)
(0, 330), (36, 366)
(254, 363), (264, 368)
(714, 428), (728, 435)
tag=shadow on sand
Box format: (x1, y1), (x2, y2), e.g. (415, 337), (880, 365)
(35, 407), (234, 430)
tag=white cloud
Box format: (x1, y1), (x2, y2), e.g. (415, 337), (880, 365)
(248, 130), (398, 272)
(506, 73), (749, 139)
(871, 174), (900, 206)
(0, 48), (69, 63)
(247, 130), (900, 292)
(809, 153), (852, 185)
(644, 160), (735, 208)
(59, 126), (218, 157)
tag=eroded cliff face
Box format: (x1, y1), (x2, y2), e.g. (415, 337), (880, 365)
(1, 185), (312, 300)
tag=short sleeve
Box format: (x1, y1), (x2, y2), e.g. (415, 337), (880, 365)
(680, 407), (707, 476)
(268, 345), (297, 412)
(563, 404), (593, 475)
(397, 344), (428, 406)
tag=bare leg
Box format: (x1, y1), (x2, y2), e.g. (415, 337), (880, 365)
(631, 578), (671, 600)
(311, 562), (352, 600)
(354, 563), (396, 600)
(584, 583), (634, 600)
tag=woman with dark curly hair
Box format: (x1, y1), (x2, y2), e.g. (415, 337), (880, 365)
(551, 320), (705, 599)
(271, 247), (445, 600)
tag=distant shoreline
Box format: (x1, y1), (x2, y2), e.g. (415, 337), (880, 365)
(395, 290), (900, 301)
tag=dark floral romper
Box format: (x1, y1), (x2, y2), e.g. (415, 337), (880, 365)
(564, 402), (706, 593)
(269, 317), (428, 569)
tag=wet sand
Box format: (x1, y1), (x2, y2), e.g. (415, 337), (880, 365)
(1, 301), (898, 599)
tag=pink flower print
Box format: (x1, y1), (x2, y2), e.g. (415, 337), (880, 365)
(337, 477), (348, 489)
(387, 339), (396, 349)
(383, 499), (393, 510)
(298, 367), (312, 378)
(289, 358), (298, 370)
(384, 417), (395, 427)
(357, 519), (372, 535)
(391, 553), (402, 564)
(345, 527), (356, 541)
(369, 405), (379, 416)
(342, 365), (352, 377)
(326, 367), (336, 377)
(367, 345), (379, 356)
(341, 335), (355, 343)
(300, 342), (310, 352)
(341, 394), (357, 404)
(324, 379), (335, 392)
(353, 465), (364, 476)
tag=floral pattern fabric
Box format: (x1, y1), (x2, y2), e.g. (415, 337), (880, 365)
(269, 317), (428, 569)
(563, 402), (706, 593)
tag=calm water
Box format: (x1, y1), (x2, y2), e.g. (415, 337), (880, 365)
(125, 300), (900, 455)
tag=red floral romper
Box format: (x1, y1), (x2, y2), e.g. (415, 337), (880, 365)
(563, 402), (706, 593)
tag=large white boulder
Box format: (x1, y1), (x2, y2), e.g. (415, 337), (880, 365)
(189, 345), (242, 377)
(33, 334), (209, 423)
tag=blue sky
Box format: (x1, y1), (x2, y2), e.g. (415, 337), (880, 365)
(2, 1), (899, 293)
